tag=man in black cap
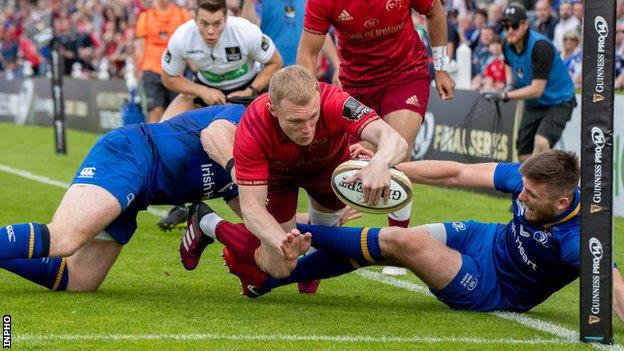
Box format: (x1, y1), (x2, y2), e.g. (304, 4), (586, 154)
(482, 4), (576, 161)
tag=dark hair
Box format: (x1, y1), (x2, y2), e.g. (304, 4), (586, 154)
(197, 0), (227, 14)
(520, 150), (580, 198)
(475, 9), (488, 19)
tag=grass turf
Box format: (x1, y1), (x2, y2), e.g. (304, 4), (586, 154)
(0, 123), (622, 350)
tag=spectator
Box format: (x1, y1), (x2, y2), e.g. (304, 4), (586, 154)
(561, 30), (582, 89)
(471, 26), (494, 86)
(446, 0), (474, 18)
(481, 36), (506, 91)
(54, 17), (80, 76)
(487, 4), (504, 34)
(553, 1), (580, 51)
(447, 9), (461, 59)
(76, 22), (97, 73)
(533, 0), (558, 41)
(572, 2), (583, 34)
(482, 4), (576, 161)
(17, 32), (43, 75)
(459, 14), (476, 45)
(468, 9), (488, 50)
(133, 0), (191, 123)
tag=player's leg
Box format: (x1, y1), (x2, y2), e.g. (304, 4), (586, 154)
(533, 97), (576, 156)
(261, 223), (465, 293)
(179, 203), (216, 270)
(412, 221), (504, 311)
(216, 221), (368, 297)
(141, 71), (167, 123)
(378, 225), (461, 289)
(379, 78), (430, 273)
(263, 224), (459, 290)
(0, 129), (150, 290)
(64, 234), (122, 291)
(307, 197), (346, 227)
(218, 182), (300, 279)
(0, 185), (121, 291)
(0, 184), (120, 261)
(48, 184), (122, 257)
(292, 197), (344, 293)
(516, 106), (544, 161)
(381, 109), (422, 162)
(160, 93), (198, 121)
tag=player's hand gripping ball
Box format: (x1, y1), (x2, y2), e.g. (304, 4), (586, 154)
(331, 159), (413, 213)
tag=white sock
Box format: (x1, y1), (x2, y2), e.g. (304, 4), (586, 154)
(388, 200), (413, 221)
(308, 202), (346, 227)
(199, 212), (223, 240)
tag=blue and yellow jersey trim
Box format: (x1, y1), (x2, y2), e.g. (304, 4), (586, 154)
(543, 202), (580, 229)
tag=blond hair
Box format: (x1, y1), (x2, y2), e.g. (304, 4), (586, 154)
(268, 66), (320, 108)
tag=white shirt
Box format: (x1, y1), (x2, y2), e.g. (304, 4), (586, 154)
(162, 16), (276, 90)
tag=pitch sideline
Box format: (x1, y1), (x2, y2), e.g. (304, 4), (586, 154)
(14, 332), (571, 345)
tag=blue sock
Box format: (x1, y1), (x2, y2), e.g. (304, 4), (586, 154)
(263, 250), (364, 291)
(296, 224), (383, 264)
(0, 223), (50, 260)
(0, 257), (68, 291)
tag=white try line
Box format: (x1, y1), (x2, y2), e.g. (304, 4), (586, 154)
(1, 163), (621, 349)
(0, 164), (168, 218)
(13, 332), (571, 345)
(356, 270), (624, 351)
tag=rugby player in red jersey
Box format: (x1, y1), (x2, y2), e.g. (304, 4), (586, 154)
(226, 66), (407, 289)
(297, 0), (454, 274)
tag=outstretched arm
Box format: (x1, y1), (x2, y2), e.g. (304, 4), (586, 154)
(425, 0), (455, 100)
(360, 119), (409, 169)
(296, 30), (326, 78)
(395, 161), (498, 190)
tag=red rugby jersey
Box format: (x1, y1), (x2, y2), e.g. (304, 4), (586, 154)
(304, 0), (434, 87)
(234, 83), (380, 185)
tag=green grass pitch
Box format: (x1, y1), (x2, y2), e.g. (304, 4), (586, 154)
(0, 123), (622, 350)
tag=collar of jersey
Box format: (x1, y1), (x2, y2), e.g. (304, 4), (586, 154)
(542, 189), (580, 229)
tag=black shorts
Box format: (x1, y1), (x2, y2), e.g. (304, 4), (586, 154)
(141, 71), (178, 110)
(192, 74), (257, 107)
(516, 97), (577, 156)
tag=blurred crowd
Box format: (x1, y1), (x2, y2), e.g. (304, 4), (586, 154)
(452, 0), (624, 91)
(1, 0), (624, 90)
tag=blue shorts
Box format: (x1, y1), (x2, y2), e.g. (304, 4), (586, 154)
(71, 129), (152, 245)
(429, 221), (512, 311)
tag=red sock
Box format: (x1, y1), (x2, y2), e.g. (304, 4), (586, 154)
(215, 222), (260, 264)
(388, 217), (410, 228)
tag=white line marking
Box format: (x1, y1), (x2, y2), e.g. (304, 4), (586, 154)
(0, 163), (167, 218)
(13, 333), (570, 345)
(1, 163), (621, 349)
(0, 164), (69, 189)
(356, 270), (624, 351)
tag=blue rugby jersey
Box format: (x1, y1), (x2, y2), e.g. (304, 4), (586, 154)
(118, 104), (244, 205)
(492, 163), (580, 311)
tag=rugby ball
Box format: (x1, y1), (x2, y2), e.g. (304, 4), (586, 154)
(331, 159), (413, 214)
